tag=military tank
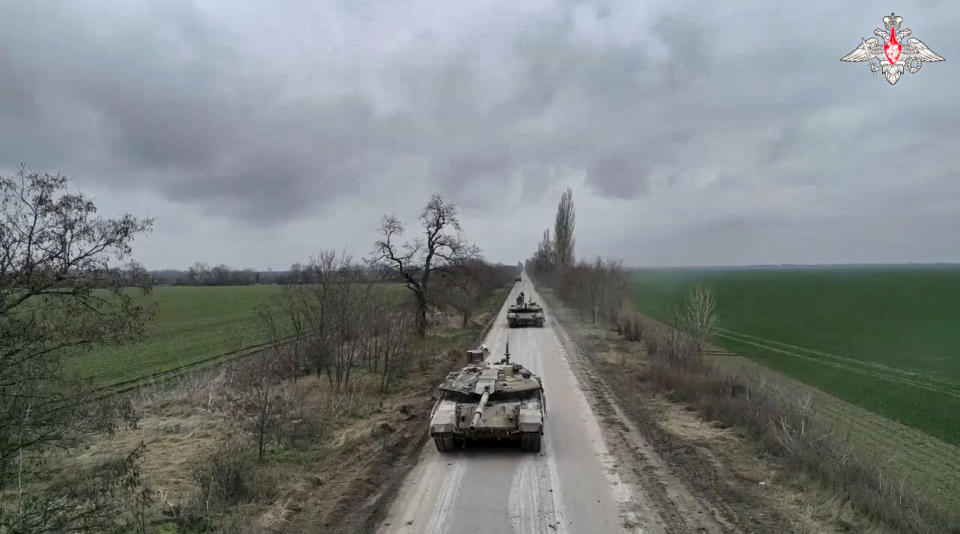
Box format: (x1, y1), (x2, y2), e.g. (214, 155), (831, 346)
(429, 344), (545, 452)
(507, 297), (545, 328)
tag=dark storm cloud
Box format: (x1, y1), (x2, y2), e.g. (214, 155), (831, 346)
(1, 0), (711, 214)
(0, 2), (402, 220)
(0, 2), (706, 205)
(0, 0), (958, 267)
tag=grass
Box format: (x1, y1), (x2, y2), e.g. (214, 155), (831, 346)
(68, 285), (285, 386)
(133, 286), (509, 533)
(545, 283), (960, 528)
(69, 283), (412, 387)
(632, 266), (960, 446)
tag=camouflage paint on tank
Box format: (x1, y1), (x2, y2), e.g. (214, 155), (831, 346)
(429, 346), (545, 451)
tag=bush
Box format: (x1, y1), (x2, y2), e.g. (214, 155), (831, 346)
(648, 323), (702, 371)
(0, 442), (151, 534)
(279, 379), (328, 450)
(637, 333), (959, 533)
(617, 304), (643, 342)
(191, 440), (272, 511)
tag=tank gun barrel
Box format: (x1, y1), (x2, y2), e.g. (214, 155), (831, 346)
(471, 389), (491, 427)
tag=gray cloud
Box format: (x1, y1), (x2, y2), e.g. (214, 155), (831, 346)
(1, 0), (958, 268)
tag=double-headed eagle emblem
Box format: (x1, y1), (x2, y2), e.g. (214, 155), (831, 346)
(842, 13), (943, 85)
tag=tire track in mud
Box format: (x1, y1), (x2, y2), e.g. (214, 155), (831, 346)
(547, 329), (640, 532)
(541, 435), (569, 534)
(718, 329), (960, 389)
(424, 459), (465, 534)
(506, 315), (568, 534)
(548, 309), (730, 534)
(717, 330), (960, 398)
(713, 330), (960, 504)
(507, 444), (567, 534)
(646, 309), (960, 395)
(533, 333), (570, 534)
(703, 335), (960, 508)
(812, 398), (960, 504)
(525, 291), (643, 534)
(507, 455), (539, 533)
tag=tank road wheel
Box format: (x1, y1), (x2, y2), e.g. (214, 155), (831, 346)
(536, 318), (544, 327)
(520, 432), (541, 452)
(434, 433), (455, 452)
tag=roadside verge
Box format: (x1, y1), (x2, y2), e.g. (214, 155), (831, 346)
(539, 286), (914, 533)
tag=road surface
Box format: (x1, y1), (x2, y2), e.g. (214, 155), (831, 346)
(380, 276), (642, 533)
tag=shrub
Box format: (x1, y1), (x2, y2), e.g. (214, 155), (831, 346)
(649, 322), (702, 371)
(637, 332), (959, 533)
(191, 440), (272, 511)
(616, 303), (643, 342)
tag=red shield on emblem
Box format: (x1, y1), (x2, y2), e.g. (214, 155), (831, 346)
(884, 28), (902, 64)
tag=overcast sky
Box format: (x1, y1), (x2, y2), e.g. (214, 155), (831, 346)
(1, 0), (957, 269)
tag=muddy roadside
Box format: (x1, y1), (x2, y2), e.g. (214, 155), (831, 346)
(299, 300), (505, 534)
(61, 291), (507, 534)
(540, 287), (883, 534)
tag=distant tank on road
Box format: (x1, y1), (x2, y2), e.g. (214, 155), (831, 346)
(507, 297), (545, 328)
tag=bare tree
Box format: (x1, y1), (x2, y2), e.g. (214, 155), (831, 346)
(287, 257), (334, 381)
(680, 284), (719, 360)
(231, 349), (291, 461)
(275, 251), (391, 392)
(373, 195), (479, 338)
(553, 187), (575, 269)
(377, 306), (416, 393)
(533, 228), (554, 274)
(551, 257), (629, 326)
(188, 262), (210, 285)
(655, 318), (698, 369)
(436, 260), (485, 328)
(0, 167), (154, 529)
(280, 286), (308, 375)
(326, 268), (365, 390)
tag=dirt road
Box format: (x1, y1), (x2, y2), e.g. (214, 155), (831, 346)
(375, 276), (907, 534)
(380, 276), (644, 533)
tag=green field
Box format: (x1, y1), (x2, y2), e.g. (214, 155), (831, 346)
(69, 285), (284, 386)
(70, 283), (412, 387)
(633, 267), (960, 445)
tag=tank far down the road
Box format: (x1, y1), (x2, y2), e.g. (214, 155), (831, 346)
(429, 343), (546, 452)
(507, 297), (545, 328)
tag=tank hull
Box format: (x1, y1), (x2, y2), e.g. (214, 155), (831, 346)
(430, 397), (543, 438)
(506, 303), (545, 328)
